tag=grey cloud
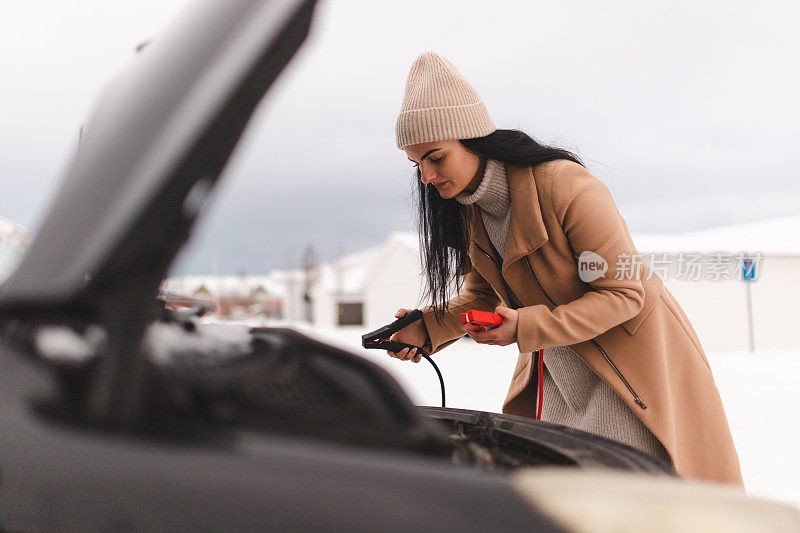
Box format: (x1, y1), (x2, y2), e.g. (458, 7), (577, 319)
(3, 0), (799, 274)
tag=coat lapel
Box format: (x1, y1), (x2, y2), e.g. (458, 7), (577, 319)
(502, 164), (549, 272)
(465, 163), (549, 305)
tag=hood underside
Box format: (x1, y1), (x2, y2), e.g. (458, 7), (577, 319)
(0, 0), (317, 317)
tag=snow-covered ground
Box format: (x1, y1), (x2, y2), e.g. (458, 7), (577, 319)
(289, 323), (800, 509)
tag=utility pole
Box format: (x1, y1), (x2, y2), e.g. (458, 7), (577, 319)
(302, 244), (318, 324)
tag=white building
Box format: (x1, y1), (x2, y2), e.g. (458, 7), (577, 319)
(309, 232), (426, 329)
(160, 271), (304, 322)
(634, 214), (800, 351)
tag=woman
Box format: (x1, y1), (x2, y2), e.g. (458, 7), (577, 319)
(387, 51), (743, 487)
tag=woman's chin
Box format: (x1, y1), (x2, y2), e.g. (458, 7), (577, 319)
(437, 185), (455, 199)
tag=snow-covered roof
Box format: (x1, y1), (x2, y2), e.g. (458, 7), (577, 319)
(314, 214), (800, 296)
(386, 216), (800, 260)
(391, 215), (800, 257)
(316, 232), (419, 295)
(632, 214), (800, 255)
(163, 233), (421, 300)
(161, 274), (286, 299)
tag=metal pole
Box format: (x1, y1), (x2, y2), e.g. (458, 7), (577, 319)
(745, 280), (755, 352)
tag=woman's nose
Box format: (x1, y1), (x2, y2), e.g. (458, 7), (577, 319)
(419, 162), (437, 184)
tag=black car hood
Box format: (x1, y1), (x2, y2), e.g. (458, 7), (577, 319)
(0, 0), (317, 314)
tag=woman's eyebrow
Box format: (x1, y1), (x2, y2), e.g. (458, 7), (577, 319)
(408, 148), (442, 163)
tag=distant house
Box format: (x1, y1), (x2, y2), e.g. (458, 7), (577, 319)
(160, 273), (292, 321)
(309, 232), (426, 329)
(162, 234), (426, 329)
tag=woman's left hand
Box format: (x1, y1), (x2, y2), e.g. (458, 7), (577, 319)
(466, 306), (518, 346)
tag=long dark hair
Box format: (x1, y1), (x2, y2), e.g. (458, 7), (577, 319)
(414, 129), (584, 322)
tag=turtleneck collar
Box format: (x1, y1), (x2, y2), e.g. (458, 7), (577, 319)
(453, 158), (510, 217)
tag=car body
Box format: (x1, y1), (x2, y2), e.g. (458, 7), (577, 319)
(0, 0), (798, 530)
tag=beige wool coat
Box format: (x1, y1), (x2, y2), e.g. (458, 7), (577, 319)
(419, 159), (744, 487)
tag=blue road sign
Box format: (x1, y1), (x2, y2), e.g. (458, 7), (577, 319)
(742, 257), (758, 281)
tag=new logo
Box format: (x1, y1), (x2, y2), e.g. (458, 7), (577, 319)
(578, 251), (607, 282)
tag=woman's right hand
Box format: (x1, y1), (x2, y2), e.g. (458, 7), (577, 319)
(387, 308), (428, 363)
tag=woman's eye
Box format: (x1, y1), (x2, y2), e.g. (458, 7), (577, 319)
(409, 155), (443, 167)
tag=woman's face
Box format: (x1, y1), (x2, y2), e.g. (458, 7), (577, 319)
(403, 140), (483, 199)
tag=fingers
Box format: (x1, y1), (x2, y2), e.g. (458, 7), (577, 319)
(400, 347), (417, 361)
(494, 305), (510, 317)
(387, 346), (419, 361)
(394, 308), (409, 318)
(466, 329), (498, 345)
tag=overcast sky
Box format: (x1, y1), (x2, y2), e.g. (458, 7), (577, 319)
(1, 0), (799, 274)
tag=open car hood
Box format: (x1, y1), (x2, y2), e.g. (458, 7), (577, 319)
(0, 0), (317, 315)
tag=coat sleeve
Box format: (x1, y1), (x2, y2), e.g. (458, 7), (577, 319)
(420, 264), (501, 354)
(516, 163), (645, 352)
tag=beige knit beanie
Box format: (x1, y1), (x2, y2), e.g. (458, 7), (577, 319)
(395, 51), (496, 149)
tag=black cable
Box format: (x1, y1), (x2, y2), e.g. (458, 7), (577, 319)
(419, 352), (445, 408)
(361, 309), (446, 407)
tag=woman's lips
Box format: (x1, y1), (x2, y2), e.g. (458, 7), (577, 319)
(433, 181), (447, 189)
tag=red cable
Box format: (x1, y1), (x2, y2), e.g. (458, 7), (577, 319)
(536, 349), (544, 420)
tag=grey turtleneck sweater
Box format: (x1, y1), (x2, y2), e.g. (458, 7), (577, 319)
(454, 159), (671, 466)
